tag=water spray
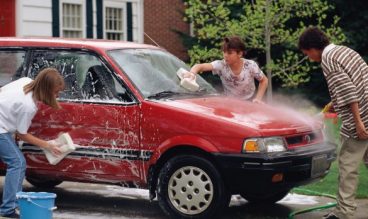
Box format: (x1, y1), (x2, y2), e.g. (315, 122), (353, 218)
(288, 188), (337, 219)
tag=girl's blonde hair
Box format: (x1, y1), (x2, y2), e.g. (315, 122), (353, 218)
(24, 68), (65, 109)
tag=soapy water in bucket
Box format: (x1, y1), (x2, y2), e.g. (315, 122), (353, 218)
(16, 192), (57, 219)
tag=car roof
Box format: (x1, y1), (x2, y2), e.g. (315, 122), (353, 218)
(0, 37), (160, 51)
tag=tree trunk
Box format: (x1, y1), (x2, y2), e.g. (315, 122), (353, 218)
(265, 0), (272, 102)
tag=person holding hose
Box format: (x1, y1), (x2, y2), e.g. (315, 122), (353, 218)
(298, 26), (368, 219)
(326, 97), (368, 170)
(0, 68), (63, 218)
(185, 36), (268, 103)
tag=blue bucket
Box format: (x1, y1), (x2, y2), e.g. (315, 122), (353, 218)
(16, 192), (57, 219)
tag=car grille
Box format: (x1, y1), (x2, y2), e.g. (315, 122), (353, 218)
(285, 130), (324, 148)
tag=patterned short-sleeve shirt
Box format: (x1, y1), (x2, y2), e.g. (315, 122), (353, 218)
(211, 58), (265, 100)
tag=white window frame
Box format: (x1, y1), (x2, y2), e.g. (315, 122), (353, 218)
(59, 0), (86, 38)
(103, 1), (127, 41)
(131, 0), (144, 43)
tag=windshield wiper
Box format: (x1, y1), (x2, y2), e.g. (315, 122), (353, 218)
(187, 88), (218, 96)
(147, 90), (184, 99)
(147, 89), (218, 99)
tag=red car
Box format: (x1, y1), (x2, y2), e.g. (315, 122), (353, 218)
(0, 38), (336, 219)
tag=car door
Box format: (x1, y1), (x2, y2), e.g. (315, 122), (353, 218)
(24, 49), (142, 183)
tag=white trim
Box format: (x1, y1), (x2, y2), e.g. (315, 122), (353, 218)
(93, 0), (97, 38)
(23, 20), (50, 24)
(103, 1), (127, 41)
(16, 0), (23, 36)
(137, 0), (144, 43)
(59, 0), (86, 38)
(22, 4), (50, 9)
(22, 0), (52, 7)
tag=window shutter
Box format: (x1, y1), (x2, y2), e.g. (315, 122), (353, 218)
(86, 0), (93, 38)
(96, 0), (103, 39)
(52, 0), (60, 37)
(127, 2), (133, 41)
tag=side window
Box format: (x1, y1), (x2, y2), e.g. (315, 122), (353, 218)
(0, 50), (26, 87)
(29, 50), (133, 102)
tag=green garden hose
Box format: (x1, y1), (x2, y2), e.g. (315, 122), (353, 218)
(288, 188), (337, 219)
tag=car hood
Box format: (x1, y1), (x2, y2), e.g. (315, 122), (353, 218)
(160, 97), (320, 136)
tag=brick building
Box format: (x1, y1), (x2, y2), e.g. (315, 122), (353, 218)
(144, 0), (190, 60)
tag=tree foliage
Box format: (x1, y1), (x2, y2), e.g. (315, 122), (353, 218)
(183, 0), (346, 99)
(328, 0), (368, 61)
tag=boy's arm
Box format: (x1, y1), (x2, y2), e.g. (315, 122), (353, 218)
(350, 102), (368, 139)
(190, 63), (214, 74)
(253, 76), (268, 103)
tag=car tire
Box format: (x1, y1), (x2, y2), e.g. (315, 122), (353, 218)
(157, 155), (230, 219)
(240, 189), (290, 204)
(26, 176), (63, 189)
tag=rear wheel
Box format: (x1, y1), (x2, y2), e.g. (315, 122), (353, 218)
(26, 176), (63, 189)
(157, 155), (230, 219)
(240, 189), (290, 204)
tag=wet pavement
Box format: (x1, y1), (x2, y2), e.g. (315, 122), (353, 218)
(0, 177), (367, 219)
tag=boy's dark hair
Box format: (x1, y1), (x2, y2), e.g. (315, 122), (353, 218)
(222, 36), (246, 55)
(298, 27), (330, 50)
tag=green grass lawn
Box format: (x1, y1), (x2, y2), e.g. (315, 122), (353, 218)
(293, 161), (368, 198)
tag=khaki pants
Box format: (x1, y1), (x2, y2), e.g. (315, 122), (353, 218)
(333, 136), (368, 219)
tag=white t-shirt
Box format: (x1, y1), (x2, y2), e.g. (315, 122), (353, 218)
(0, 77), (37, 134)
(211, 59), (265, 100)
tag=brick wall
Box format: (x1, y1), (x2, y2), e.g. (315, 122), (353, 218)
(144, 0), (190, 61)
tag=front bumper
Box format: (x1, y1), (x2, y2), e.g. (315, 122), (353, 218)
(213, 141), (337, 194)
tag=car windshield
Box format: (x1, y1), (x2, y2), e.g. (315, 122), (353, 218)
(108, 49), (218, 99)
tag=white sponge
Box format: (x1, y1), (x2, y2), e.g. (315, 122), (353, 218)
(45, 133), (76, 165)
(176, 68), (199, 92)
(180, 78), (199, 92)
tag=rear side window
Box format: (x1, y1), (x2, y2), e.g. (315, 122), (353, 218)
(0, 50), (26, 87)
(28, 50), (134, 103)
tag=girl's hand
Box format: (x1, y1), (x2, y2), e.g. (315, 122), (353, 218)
(47, 140), (63, 156)
(183, 71), (196, 80)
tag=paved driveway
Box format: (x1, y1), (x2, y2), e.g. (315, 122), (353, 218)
(1, 177), (367, 219)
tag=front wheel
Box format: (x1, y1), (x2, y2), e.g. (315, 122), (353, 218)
(157, 155), (230, 219)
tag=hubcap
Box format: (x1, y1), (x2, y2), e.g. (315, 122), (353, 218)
(168, 166), (213, 215)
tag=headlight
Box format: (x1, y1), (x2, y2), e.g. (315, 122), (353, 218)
(242, 137), (286, 153)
